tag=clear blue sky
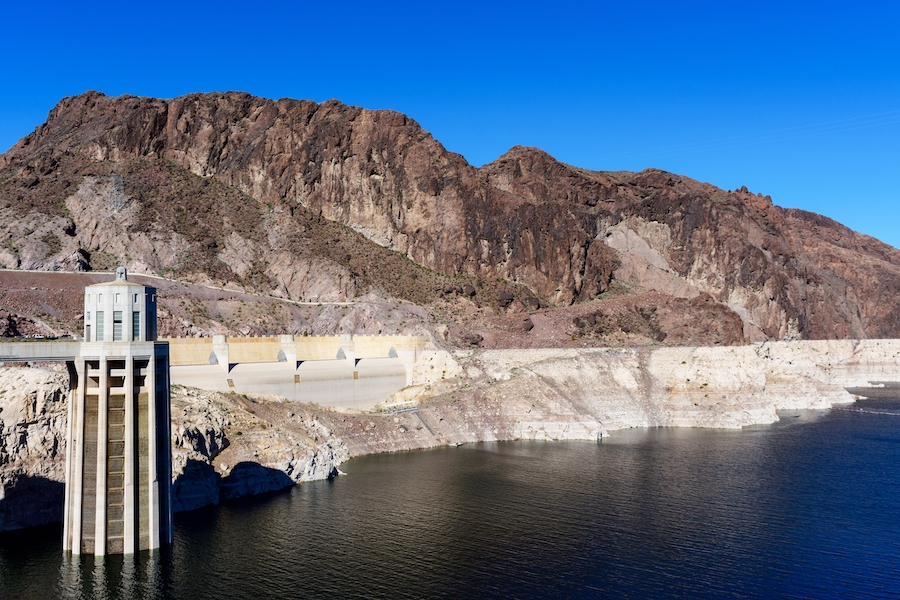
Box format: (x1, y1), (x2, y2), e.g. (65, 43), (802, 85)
(2, 1), (898, 248)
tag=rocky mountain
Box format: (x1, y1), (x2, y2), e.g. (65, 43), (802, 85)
(2, 91), (900, 344)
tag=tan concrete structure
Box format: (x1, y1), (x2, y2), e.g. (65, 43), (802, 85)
(0, 267), (173, 556)
(162, 333), (426, 410)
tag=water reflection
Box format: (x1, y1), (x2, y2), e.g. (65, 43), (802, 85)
(57, 554), (84, 598)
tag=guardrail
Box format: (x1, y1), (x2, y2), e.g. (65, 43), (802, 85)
(379, 400), (418, 413)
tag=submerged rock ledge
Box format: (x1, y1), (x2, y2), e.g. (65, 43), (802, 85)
(2, 339), (899, 531)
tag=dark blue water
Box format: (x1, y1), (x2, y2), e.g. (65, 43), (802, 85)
(2, 399), (900, 599)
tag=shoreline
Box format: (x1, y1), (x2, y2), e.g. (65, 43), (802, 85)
(183, 338), (900, 508)
(2, 339), (900, 530)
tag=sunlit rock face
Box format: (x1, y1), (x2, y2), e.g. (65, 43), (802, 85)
(4, 92), (900, 343)
(0, 366), (68, 531)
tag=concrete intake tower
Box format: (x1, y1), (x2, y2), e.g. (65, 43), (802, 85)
(0, 268), (174, 555)
(65, 267), (173, 555)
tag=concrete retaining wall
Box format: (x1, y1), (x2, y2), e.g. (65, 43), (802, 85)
(165, 338), (213, 367)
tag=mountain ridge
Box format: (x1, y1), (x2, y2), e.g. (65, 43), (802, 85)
(2, 91), (900, 344)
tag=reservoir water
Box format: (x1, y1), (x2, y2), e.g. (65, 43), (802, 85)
(2, 398), (900, 599)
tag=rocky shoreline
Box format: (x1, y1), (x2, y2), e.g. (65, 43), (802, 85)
(2, 339), (899, 532)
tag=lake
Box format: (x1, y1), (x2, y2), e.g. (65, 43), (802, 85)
(2, 398), (899, 599)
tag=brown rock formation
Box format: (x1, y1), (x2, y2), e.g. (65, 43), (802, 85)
(2, 91), (900, 342)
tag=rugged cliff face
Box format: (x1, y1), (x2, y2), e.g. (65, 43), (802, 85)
(2, 91), (900, 342)
(0, 366), (68, 531)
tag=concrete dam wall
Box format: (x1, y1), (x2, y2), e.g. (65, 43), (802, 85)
(163, 334), (427, 410)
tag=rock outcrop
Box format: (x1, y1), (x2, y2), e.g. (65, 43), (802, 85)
(0, 366), (68, 530)
(170, 386), (349, 511)
(433, 339), (900, 433)
(2, 92), (900, 343)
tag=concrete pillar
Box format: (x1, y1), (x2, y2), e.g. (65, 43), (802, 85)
(212, 335), (229, 372)
(123, 352), (135, 555)
(156, 348), (173, 546)
(62, 363), (74, 553)
(393, 348), (419, 387)
(339, 334), (356, 364)
(147, 352), (159, 549)
(95, 354), (108, 556)
(63, 359), (86, 554)
(279, 334), (296, 365)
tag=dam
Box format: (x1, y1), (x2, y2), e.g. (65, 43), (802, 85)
(0, 269), (430, 554)
(163, 333), (426, 410)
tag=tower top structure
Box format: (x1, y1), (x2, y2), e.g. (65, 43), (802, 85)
(83, 268), (158, 343)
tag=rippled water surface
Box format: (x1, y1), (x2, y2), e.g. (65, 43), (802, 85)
(2, 399), (900, 599)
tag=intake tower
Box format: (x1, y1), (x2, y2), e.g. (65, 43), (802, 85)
(0, 269), (173, 555)
(64, 266), (173, 555)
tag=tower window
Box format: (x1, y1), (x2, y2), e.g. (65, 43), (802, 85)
(96, 311), (105, 340)
(113, 311), (123, 341)
(132, 312), (140, 341)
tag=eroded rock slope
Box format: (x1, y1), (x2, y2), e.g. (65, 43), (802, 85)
(2, 92), (899, 342)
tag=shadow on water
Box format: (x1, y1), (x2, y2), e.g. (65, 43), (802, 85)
(171, 459), (219, 513)
(172, 459), (300, 513)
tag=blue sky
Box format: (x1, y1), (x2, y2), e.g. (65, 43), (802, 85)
(2, 1), (898, 248)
